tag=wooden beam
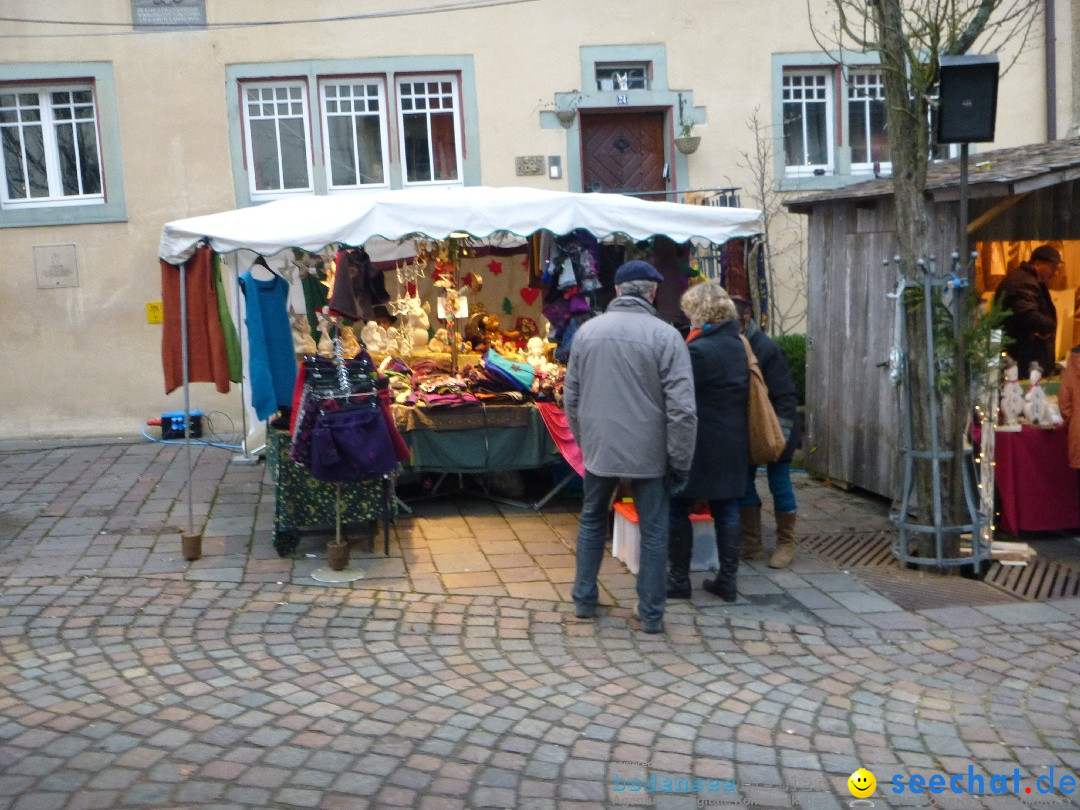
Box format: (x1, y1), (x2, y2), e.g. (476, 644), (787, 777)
(967, 192), (1032, 234)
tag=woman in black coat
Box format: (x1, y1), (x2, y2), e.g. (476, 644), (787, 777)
(667, 281), (750, 602)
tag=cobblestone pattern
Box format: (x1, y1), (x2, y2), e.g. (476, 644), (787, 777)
(1, 442), (1079, 809)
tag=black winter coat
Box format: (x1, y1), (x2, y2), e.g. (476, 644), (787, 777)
(745, 320), (802, 463)
(680, 319), (750, 500)
(994, 263), (1057, 378)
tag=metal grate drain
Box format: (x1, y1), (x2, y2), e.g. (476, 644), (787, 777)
(801, 531), (1080, 604)
(800, 531), (896, 567)
(983, 557), (1080, 601)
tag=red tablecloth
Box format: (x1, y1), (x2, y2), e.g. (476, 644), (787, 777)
(994, 424), (1080, 534)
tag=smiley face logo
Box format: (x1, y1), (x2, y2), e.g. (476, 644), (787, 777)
(848, 768), (876, 797)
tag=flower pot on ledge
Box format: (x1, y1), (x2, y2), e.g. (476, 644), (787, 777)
(674, 136), (701, 155)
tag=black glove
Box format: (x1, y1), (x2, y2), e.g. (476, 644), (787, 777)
(666, 466), (690, 494)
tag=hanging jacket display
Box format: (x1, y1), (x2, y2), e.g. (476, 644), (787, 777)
(161, 244), (232, 395)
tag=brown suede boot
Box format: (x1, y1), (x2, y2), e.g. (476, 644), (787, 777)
(739, 506), (764, 561)
(768, 510), (797, 568)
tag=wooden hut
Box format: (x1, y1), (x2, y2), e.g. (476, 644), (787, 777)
(786, 137), (1080, 499)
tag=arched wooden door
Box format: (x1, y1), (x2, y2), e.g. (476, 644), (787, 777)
(580, 111), (666, 200)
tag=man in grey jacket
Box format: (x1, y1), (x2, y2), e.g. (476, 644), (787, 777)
(563, 260), (697, 634)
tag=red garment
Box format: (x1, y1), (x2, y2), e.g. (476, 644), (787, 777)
(376, 382), (411, 463)
(161, 245), (231, 394)
(536, 401), (584, 477)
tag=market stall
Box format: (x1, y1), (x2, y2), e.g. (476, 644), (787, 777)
(158, 186), (763, 555)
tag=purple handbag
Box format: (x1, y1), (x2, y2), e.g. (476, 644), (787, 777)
(310, 403), (396, 482)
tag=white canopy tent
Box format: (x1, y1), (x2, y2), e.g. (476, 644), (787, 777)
(158, 186), (763, 531)
(159, 185), (763, 264)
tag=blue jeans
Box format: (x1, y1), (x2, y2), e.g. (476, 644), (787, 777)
(739, 461), (797, 513)
(572, 473), (668, 625)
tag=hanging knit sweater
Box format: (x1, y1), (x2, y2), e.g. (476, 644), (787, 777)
(161, 245), (232, 395)
(239, 270), (298, 420)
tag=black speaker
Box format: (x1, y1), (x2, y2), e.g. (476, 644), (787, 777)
(936, 54), (999, 143)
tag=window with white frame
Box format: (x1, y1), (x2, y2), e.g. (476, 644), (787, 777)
(848, 69), (890, 169)
(242, 81), (312, 197)
(1, 84), (104, 207)
(320, 79), (389, 189)
(782, 71), (832, 174)
(595, 63), (649, 91)
(397, 76), (462, 185)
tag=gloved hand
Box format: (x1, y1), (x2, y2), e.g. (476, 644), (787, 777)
(666, 466), (690, 495)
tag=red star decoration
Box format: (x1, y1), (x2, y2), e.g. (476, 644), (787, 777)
(487, 259), (504, 276)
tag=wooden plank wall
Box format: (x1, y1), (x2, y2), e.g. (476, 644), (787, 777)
(805, 196), (964, 499)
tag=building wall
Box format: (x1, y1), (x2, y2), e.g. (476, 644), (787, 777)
(0, 0), (1072, 440)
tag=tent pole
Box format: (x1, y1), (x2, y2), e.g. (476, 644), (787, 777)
(179, 257), (200, 556)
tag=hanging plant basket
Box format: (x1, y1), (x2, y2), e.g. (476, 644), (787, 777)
(674, 136), (701, 155)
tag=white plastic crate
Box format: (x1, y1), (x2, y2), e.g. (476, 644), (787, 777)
(611, 501), (718, 575)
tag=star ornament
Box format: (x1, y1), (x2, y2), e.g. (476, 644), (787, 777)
(487, 259), (504, 276)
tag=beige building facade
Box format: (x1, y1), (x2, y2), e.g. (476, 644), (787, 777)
(1, 0), (1075, 441)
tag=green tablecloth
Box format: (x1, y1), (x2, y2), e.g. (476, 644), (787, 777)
(392, 402), (561, 473)
(266, 428), (394, 556)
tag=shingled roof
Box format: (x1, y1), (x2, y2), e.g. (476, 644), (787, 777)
(785, 136), (1080, 213)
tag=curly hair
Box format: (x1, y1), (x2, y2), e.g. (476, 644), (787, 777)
(680, 280), (737, 328)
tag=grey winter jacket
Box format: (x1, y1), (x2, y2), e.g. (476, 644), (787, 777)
(563, 295), (697, 478)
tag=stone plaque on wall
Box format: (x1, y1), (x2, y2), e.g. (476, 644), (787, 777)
(131, 0), (206, 30)
(34, 245), (79, 289)
(515, 156), (545, 176)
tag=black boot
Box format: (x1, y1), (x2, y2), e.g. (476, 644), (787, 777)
(667, 515), (693, 599)
(702, 522), (741, 603)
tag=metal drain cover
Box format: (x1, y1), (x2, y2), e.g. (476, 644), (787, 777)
(801, 531), (1080, 604)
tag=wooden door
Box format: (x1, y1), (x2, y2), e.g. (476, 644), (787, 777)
(580, 111), (666, 200)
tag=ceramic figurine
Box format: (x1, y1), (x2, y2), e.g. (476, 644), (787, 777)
(316, 311), (335, 357)
(290, 312), (316, 356)
(406, 297), (430, 352)
(999, 359), (1024, 431)
(339, 325), (361, 359)
(1024, 363), (1050, 426)
(360, 320), (388, 353)
(428, 328), (450, 354)
(526, 336), (548, 373)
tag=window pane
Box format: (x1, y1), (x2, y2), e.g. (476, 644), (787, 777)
(250, 119), (281, 190)
(327, 115), (357, 186)
(76, 121), (102, 194)
(2, 127), (26, 198)
(804, 102), (828, 165)
(849, 101), (869, 164)
(23, 124), (48, 197)
(429, 111), (457, 181)
(278, 118), (309, 189)
(403, 113), (430, 182)
(56, 123), (80, 195)
(782, 103), (805, 166)
(869, 102), (890, 163)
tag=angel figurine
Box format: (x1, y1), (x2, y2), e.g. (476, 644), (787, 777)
(290, 313), (316, 356)
(998, 358), (1024, 431)
(525, 336), (549, 373)
(360, 320), (388, 354)
(1023, 362), (1050, 426)
(339, 325), (361, 359)
(315, 310), (335, 357)
(406, 297), (430, 352)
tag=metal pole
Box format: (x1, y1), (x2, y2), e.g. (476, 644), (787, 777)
(179, 256), (201, 560)
(960, 143), (971, 285)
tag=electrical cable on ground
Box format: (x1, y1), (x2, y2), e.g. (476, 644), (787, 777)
(141, 410), (246, 452)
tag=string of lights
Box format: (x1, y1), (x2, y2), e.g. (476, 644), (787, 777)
(0, 0), (537, 38)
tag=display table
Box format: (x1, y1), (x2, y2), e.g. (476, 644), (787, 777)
(994, 424), (1080, 535)
(391, 402), (561, 473)
(266, 428), (395, 557)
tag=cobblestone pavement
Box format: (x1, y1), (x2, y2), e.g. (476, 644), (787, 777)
(1, 440), (1079, 810)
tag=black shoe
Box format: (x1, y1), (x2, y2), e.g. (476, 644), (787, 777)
(666, 573), (692, 599)
(641, 620), (664, 634)
(702, 576), (737, 603)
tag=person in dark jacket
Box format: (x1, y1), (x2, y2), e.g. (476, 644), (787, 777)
(995, 245), (1062, 379)
(564, 260), (697, 634)
(732, 298), (802, 569)
(666, 281), (750, 602)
